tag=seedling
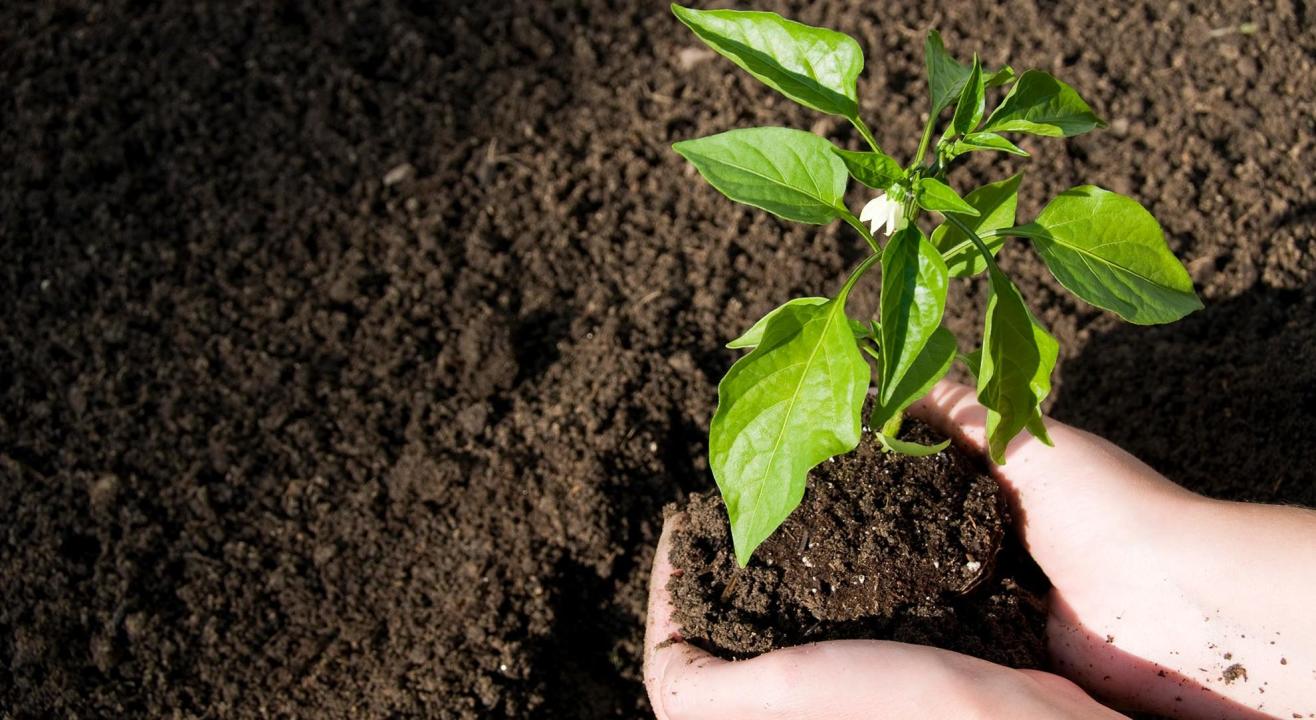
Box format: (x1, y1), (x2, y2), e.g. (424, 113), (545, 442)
(671, 5), (1202, 566)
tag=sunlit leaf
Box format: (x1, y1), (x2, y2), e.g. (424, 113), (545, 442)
(710, 299), (869, 565)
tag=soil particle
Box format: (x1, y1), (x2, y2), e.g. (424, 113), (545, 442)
(668, 420), (1047, 667)
(1223, 663), (1248, 684)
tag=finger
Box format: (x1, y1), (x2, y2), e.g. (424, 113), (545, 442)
(643, 513), (723, 720)
(908, 379), (1074, 473)
(655, 634), (1119, 719)
(643, 516), (972, 718)
(908, 380), (1196, 571)
(677, 641), (987, 718)
(644, 516), (1117, 719)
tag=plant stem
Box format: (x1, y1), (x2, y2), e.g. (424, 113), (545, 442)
(944, 214), (999, 269)
(850, 116), (883, 156)
(838, 251), (881, 302)
(899, 190), (920, 231)
(840, 210), (883, 255)
(937, 224), (1045, 265)
(912, 111), (938, 170)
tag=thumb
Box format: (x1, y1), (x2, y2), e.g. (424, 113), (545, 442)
(907, 380), (1196, 574)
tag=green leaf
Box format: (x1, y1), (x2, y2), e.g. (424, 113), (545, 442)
(924, 30), (973, 115)
(728, 298), (871, 350)
(916, 177), (980, 217)
(879, 227), (950, 404)
(879, 433), (951, 456)
(673, 127), (848, 224)
(985, 65), (1016, 87)
(850, 318), (873, 340)
(1025, 411), (1054, 446)
(930, 174), (1022, 277)
(959, 348), (983, 377)
(948, 55), (986, 138)
(727, 297), (829, 349)
(1029, 186), (1203, 324)
(870, 326), (956, 434)
(710, 298), (869, 566)
(977, 269), (1059, 464)
(672, 4), (864, 119)
(833, 147), (904, 190)
(983, 70), (1106, 137)
(951, 131), (1030, 158)
(961, 346), (1051, 446)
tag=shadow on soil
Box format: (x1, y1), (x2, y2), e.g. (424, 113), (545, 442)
(1051, 283), (1316, 507)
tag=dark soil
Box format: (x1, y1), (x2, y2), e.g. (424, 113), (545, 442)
(1, 0), (1313, 718)
(668, 420), (1047, 668)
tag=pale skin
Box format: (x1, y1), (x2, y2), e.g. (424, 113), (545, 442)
(645, 380), (1316, 719)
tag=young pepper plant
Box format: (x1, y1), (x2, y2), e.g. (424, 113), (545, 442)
(670, 4), (1202, 566)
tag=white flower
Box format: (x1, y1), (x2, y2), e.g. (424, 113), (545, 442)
(859, 192), (904, 237)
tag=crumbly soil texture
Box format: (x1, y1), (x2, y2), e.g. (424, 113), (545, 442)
(2, 0), (1314, 718)
(669, 420), (1048, 667)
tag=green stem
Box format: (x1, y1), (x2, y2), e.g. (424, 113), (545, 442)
(937, 224), (1044, 265)
(850, 116), (883, 156)
(838, 251), (881, 302)
(912, 112), (938, 170)
(944, 214), (999, 269)
(840, 210), (883, 256)
(899, 190), (919, 232)
(1000, 222), (1048, 241)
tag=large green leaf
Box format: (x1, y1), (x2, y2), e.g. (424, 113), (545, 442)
(673, 127), (848, 224)
(726, 297), (828, 349)
(833, 147), (903, 190)
(916, 177), (980, 217)
(870, 325), (956, 434)
(1029, 186), (1202, 324)
(672, 4), (864, 119)
(960, 347), (1051, 447)
(879, 227), (949, 405)
(977, 269), (1059, 464)
(930, 174), (1022, 277)
(983, 70), (1106, 137)
(710, 298), (869, 566)
(924, 30), (973, 115)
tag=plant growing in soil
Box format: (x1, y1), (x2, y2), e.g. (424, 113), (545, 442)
(671, 5), (1202, 566)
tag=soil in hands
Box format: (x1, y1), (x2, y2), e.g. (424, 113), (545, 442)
(668, 419), (1048, 668)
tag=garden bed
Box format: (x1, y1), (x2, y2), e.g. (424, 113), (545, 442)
(1, 0), (1314, 717)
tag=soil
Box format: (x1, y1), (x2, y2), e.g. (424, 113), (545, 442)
(668, 420), (1048, 668)
(0, 0), (1313, 718)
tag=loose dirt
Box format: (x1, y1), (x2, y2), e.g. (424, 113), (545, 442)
(2, 0), (1313, 717)
(669, 420), (1047, 668)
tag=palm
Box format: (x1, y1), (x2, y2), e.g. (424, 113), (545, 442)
(913, 382), (1311, 719)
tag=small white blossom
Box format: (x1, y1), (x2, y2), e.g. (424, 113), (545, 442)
(859, 192), (904, 237)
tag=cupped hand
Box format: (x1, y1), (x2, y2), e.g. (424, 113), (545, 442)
(644, 513), (1120, 719)
(644, 380), (1316, 719)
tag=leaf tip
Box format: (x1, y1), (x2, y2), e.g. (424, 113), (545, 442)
(731, 533), (756, 568)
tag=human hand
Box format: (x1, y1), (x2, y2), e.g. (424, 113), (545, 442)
(910, 381), (1315, 719)
(644, 513), (1122, 719)
(644, 380), (1316, 719)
